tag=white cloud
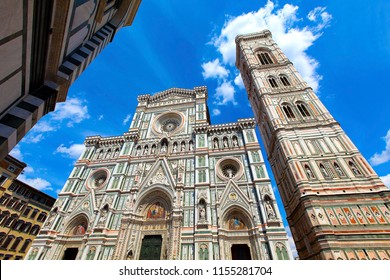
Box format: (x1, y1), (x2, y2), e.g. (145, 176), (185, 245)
(123, 114), (132, 126)
(215, 81), (237, 105)
(18, 174), (53, 191)
(32, 121), (56, 133)
(98, 115), (104, 121)
(307, 7), (332, 31)
(24, 133), (44, 144)
(201, 59), (229, 79)
(234, 73), (244, 89)
(380, 174), (390, 188)
(370, 129), (390, 166)
(208, 1), (332, 93)
(55, 143), (85, 160)
(24, 166), (34, 173)
(51, 97), (90, 127)
(285, 225), (298, 258)
(212, 109), (221, 116)
(9, 145), (23, 161)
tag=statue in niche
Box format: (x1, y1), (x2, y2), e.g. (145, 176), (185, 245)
(181, 142), (186, 152)
(223, 138), (228, 147)
(143, 146), (148, 155)
(232, 137), (238, 147)
(199, 204), (206, 220)
(86, 247), (96, 260)
(334, 163), (344, 176)
(151, 145), (156, 154)
(173, 142), (178, 152)
(160, 142), (167, 153)
(305, 165), (314, 179)
(45, 211), (57, 227)
(29, 248), (39, 260)
(189, 141), (194, 151)
(114, 149), (120, 157)
(320, 164), (329, 177)
(136, 147), (141, 156)
(265, 200), (275, 219)
(213, 138), (219, 148)
(98, 210), (108, 226)
(349, 161), (361, 175)
(199, 244), (209, 260)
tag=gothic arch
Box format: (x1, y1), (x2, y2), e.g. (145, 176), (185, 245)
(134, 188), (174, 215)
(64, 213), (89, 236)
(220, 205), (254, 230)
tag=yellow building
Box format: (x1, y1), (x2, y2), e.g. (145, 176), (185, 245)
(0, 155), (55, 260)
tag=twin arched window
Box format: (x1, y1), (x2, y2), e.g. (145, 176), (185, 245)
(267, 74), (291, 88)
(282, 102), (311, 119)
(282, 104), (296, 119)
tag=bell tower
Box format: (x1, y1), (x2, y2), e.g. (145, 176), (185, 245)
(236, 30), (390, 260)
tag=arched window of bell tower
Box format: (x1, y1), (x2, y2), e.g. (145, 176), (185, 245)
(279, 74), (291, 86)
(256, 51), (274, 65)
(296, 102), (311, 118)
(281, 103), (296, 119)
(267, 76), (278, 88)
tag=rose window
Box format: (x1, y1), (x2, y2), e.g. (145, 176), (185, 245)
(216, 157), (244, 181)
(222, 164), (238, 178)
(152, 111), (185, 135)
(86, 169), (109, 190)
(162, 119), (180, 132)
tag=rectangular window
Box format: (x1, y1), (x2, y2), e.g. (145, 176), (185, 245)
(22, 207), (32, 217)
(30, 210), (38, 219)
(20, 240), (31, 253)
(0, 175), (8, 185)
(0, 196), (9, 205)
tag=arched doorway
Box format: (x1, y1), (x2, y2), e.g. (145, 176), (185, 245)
(219, 207), (257, 260)
(133, 190), (173, 260)
(61, 214), (89, 260)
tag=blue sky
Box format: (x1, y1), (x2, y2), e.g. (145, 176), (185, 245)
(10, 0), (390, 255)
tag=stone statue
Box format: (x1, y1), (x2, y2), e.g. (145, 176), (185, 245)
(223, 138), (228, 147)
(233, 137), (238, 147)
(265, 200), (275, 219)
(161, 142), (167, 153)
(199, 205), (206, 220)
(214, 139), (219, 148)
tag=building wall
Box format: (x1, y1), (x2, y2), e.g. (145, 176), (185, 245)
(27, 87), (291, 260)
(0, 155), (55, 260)
(236, 30), (390, 260)
(0, 0), (142, 160)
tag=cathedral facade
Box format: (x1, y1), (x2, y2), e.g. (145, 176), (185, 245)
(236, 30), (390, 260)
(27, 86), (292, 260)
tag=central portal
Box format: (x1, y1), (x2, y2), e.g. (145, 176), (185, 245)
(139, 235), (163, 260)
(231, 244), (251, 260)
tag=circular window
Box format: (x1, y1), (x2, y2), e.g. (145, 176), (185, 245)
(162, 119), (180, 132)
(152, 112), (185, 135)
(216, 157), (244, 181)
(222, 164), (238, 178)
(86, 169), (109, 190)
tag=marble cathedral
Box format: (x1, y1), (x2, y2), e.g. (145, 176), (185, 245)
(27, 86), (292, 260)
(236, 30), (390, 260)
